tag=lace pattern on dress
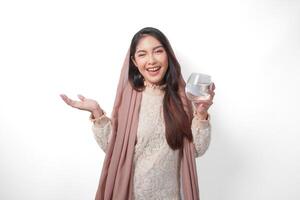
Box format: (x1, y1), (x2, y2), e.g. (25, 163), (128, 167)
(91, 114), (112, 153)
(191, 116), (211, 158)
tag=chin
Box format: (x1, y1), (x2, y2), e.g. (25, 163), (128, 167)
(148, 77), (164, 84)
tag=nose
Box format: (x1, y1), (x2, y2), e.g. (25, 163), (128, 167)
(147, 54), (156, 65)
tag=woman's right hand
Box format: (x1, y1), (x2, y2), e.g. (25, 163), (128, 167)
(59, 94), (103, 117)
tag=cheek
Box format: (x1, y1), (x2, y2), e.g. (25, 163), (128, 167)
(159, 54), (168, 67)
(164, 59), (168, 67)
(135, 58), (147, 69)
(134, 60), (147, 75)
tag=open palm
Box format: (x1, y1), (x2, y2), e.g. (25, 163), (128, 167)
(60, 94), (99, 113)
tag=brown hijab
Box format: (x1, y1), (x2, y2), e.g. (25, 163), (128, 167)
(95, 48), (200, 200)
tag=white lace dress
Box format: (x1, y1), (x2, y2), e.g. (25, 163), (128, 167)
(90, 85), (211, 200)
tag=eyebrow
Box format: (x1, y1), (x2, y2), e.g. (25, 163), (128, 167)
(136, 45), (164, 54)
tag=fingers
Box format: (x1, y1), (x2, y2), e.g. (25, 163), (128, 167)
(60, 94), (70, 104)
(193, 99), (210, 105)
(195, 102), (211, 113)
(193, 92), (214, 113)
(207, 90), (215, 99)
(199, 103), (210, 109)
(209, 82), (216, 91)
(60, 94), (76, 107)
(207, 82), (216, 100)
(194, 101), (213, 108)
(193, 101), (213, 111)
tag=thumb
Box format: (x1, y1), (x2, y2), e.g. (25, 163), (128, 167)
(77, 94), (85, 101)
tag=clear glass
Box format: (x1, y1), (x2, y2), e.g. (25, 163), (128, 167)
(185, 73), (212, 102)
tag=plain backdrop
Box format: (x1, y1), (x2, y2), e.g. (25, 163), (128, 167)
(0, 0), (299, 199)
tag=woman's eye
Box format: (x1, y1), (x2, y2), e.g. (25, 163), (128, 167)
(155, 50), (163, 53)
(138, 54), (145, 57)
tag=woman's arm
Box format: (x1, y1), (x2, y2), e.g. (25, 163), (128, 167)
(90, 112), (112, 153)
(191, 113), (211, 158)
(190, 83), (215, 158)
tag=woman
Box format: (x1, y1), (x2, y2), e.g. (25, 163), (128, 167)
(60, 27), (215, 200)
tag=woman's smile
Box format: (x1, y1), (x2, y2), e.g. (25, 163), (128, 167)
(146, 66), (161, 76)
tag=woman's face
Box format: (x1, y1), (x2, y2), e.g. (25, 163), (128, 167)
(131, 35), (169, 86)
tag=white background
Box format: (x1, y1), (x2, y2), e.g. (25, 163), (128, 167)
(0, 0), (299, 199)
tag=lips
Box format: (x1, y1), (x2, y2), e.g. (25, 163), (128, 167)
(146, 66), (161, 72)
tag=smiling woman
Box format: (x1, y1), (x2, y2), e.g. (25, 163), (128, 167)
(60, 27), (215, 200)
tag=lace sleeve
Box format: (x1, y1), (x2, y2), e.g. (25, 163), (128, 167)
(89, 113), (112, 153)
(191, 114), (211, 158)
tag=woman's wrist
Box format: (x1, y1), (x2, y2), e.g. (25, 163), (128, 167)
(91, 106), (104, 118)
(194, 111), (209, 120)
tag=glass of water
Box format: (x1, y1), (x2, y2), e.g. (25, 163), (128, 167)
(185, 73), (212, 102)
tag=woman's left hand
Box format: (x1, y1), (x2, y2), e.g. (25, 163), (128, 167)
(193, 82), (215, 120)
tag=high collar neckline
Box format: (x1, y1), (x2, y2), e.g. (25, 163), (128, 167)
(144, 81), (166, 90)
(143, 81), (166, 96)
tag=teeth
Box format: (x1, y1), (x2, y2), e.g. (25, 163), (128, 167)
(147, 67), (160, 72)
